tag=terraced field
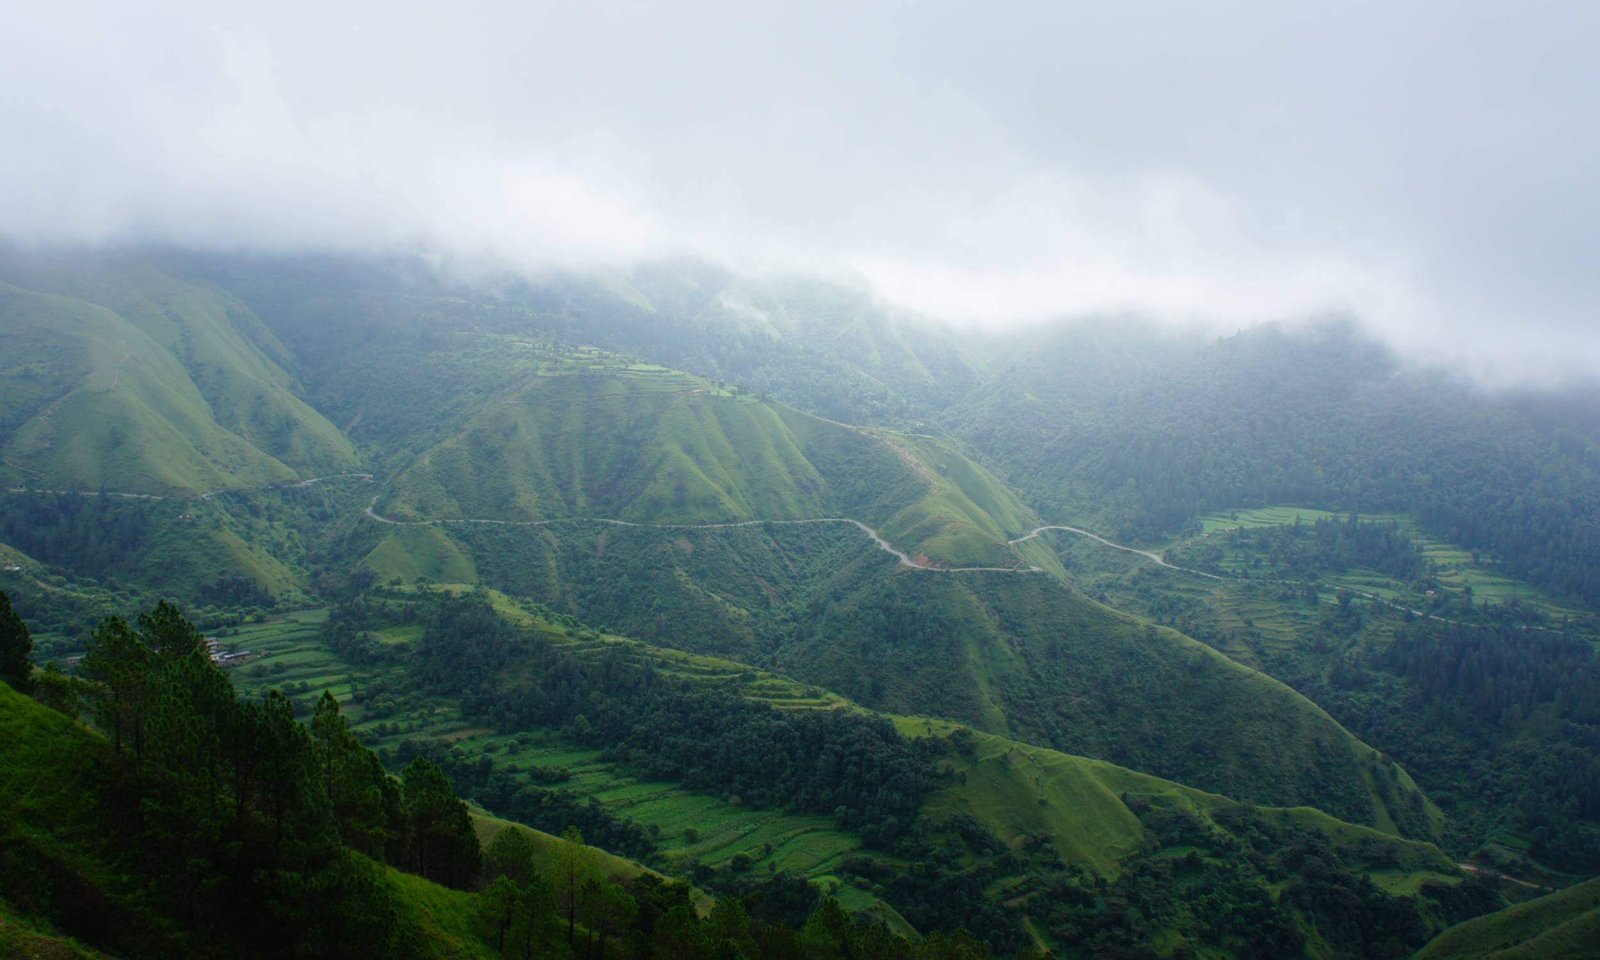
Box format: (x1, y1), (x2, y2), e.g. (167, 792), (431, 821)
(1196, 505), (1594, 622)
(220, 605), (898, 920)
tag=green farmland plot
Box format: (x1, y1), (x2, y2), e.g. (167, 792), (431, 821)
(219, 604), (900, 915)
(1195, 505), (1595, 623)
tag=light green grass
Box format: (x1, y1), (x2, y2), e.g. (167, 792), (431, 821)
(364, 345), (1037, 571)
(0, 281), (296, 495)
(470, 810), (714, 913)
(900, 719), (1454, 882)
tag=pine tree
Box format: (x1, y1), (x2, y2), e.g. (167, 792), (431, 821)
(486, 826), (538, 886)
(312, 691), (401, 856)
(80, 616), (152, 759)
(0, 590), (32, 691)
(558, 824), (588, 945)
(401, 756), (482, 887)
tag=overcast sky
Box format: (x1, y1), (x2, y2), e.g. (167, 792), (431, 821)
(2, 1), (1596, 381)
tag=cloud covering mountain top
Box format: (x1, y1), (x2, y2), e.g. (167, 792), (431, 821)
(3, 1), (1596, 382)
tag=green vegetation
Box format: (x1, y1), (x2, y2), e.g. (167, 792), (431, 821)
(0, 588), (30, 691)
(1415, 876), (1600, 960)
(776, 561), (1438, 835)
(259, 587), (1485, 956)
(1035, 507), (1600, 876)
(944, 320), (1600, 609)
(0, 281), (296, 494)
(367, 346), (1036, 570)
(9, 251), (1600, 955)
(2, 599), (1004, 959)
(0, 898), (110, 959)
(0, 254), (358, 475)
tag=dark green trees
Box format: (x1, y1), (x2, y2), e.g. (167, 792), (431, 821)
(401, 755), (483, 887)
(0, 589), (32, 691)
(480, 825), (557, 959)
(70, 599), (489, 955)
(312, 690), (404, 857)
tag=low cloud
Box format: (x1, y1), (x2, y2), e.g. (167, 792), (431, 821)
(2, 1), (1596, 382)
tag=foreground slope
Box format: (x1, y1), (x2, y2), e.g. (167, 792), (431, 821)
(0, 681), (499, 959)
(1414, 877), (1600, 960)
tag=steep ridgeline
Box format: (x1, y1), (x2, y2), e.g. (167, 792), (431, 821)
(0, 252), (358, 492)
(0, 255), (366, 610)
(0, 279), (300, 494)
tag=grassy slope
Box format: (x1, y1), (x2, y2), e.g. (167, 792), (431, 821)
(0, 899), (109, 960)
(372, 349), (1039, 569)
(225, 602), (1459, 910)
(0, 259), (359, 476)
(470, 810), (716, 913)
(899, 718), (1456, 885)
(381, 363), (829, 525)
(1414, 876), (1600, 960)
(781, 561), (1440, 837)
(0, 282), (294, 494)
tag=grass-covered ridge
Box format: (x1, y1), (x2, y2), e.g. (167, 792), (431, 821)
(0, 281), (296, 495)
(1414, 876), (1600, 960)
(0, 253), (359, 477)
(368, 347), (1039, 569)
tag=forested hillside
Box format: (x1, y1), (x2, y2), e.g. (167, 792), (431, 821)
(945, 322), (1600, 608)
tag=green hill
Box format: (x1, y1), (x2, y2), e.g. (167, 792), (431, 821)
(370, 348), (1037, 569)
(1414, 877), (1600, 960)
(0, 254), (358, 477)
(777, 563), (1441, 837)
(0, 281), (295, 494)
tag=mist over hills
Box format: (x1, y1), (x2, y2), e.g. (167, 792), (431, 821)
(2, 245), (1599, 958)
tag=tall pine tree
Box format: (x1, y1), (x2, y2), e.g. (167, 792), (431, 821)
(0, 590), (32, 691)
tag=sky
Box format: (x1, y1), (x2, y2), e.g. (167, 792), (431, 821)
(2, 0), (1597, 382)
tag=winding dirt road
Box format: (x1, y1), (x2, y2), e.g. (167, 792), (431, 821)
(1009, 524), (1226, 580)
(362, 497), (1040, 574)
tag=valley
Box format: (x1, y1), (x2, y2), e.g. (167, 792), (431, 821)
(2, 250), (1598, 958)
